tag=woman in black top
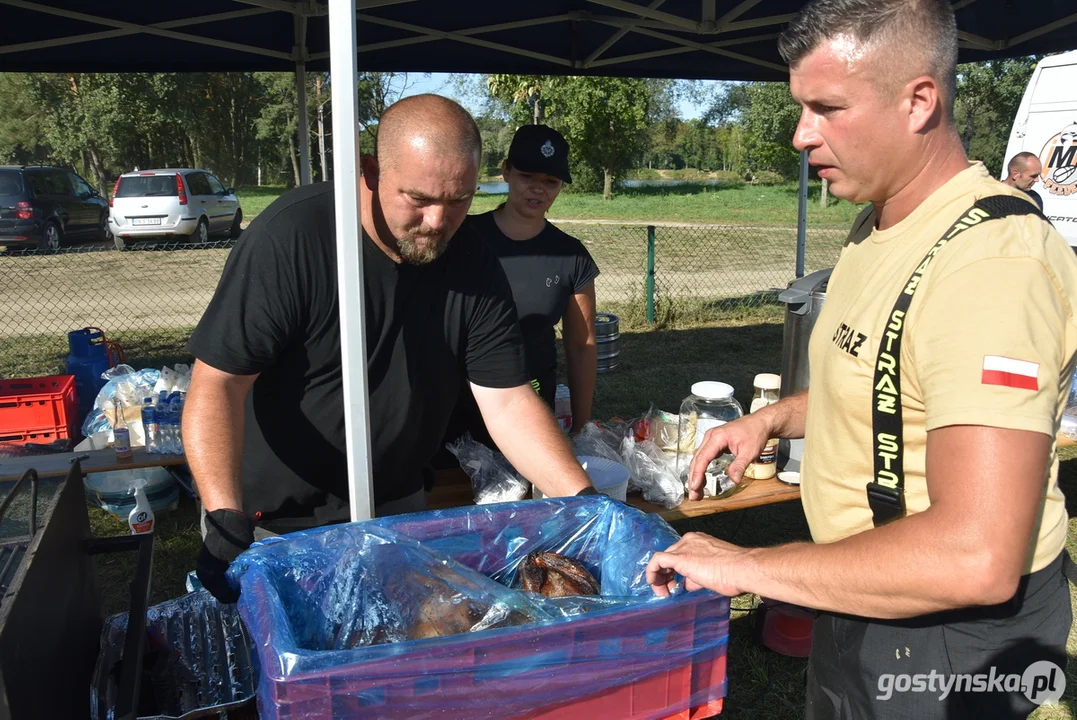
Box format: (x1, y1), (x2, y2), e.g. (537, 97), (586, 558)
(451, 125), (600, 443)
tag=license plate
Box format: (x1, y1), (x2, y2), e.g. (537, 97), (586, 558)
(131, 218), (162, 226)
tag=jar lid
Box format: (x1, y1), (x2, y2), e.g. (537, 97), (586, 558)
(753, 373), (781, 391)
(691, 381), (734, 400)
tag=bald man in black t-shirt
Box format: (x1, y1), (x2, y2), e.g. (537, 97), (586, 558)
(185, 95), (594, 603)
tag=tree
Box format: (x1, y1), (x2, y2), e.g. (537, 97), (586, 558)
(488, 75), (656, 199)
(0, 74), (49, 164)
(954, 58), (1036, 176)
(740, 82), (802, 180)
(487, 74), (548, 125)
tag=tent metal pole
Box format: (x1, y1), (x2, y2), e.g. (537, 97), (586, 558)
(296, 62), (311, 185)
(329, 0), (376, 521)
(796, 149), (808, 279)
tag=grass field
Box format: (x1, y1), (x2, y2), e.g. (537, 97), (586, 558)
(238, 180), (864, 228)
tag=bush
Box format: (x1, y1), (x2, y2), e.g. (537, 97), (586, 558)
(562, 160), (604, 194)
(750, 170), (786, 185)
(625, 168), (662, 181)
(712, 171), (746, 185)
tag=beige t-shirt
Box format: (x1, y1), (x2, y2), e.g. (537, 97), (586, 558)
(801, 162), (1077, 573)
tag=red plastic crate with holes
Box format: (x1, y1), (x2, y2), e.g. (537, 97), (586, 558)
(0, 375), (78, 445)
(237, 499), (730, 720)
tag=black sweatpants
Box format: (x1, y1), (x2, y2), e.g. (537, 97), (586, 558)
(806, 552), (1071, 720)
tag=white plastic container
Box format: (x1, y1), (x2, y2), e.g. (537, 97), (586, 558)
(84, 466), (179, 518)
(532, 455), (631, 502)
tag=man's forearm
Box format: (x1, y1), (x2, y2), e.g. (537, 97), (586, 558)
(757, 389), (809, 439)
(183, 373), (251, 512)
(479, 385), (592, 497)
(564, 340), (596, 432)
(736, 507), (1008, 618)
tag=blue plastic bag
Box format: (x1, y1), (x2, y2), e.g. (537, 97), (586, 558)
(234, 497), (730, 720)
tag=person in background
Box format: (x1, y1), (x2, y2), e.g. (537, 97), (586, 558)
(185, 95), (596, 604)
(1003, 151), (1044, 211)
(446, 125), (599, 450)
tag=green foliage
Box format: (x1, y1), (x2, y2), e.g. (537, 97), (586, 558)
(954, 58), (1037, 176)
(740, 82), (802, 180)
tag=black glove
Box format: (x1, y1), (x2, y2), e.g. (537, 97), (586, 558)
(576, 486), (600, 497)
(198, 508), (255, 604)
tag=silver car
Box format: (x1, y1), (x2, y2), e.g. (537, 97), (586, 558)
(108, 169), (242, 249)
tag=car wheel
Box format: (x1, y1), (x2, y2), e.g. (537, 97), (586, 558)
(196, 217), (209, 244)
(98, 212), (113, 243)
(38, 222), (62, 252)
(113, 233), (129, 251)
(229, 208), (243, 238)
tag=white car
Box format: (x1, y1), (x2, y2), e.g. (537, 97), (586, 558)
(108, 168), (242, 249)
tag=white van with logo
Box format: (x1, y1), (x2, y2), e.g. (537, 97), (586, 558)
(1002, 50), (1077, 247)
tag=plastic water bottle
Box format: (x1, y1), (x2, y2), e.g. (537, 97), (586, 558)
(157, 391), (174, 454)
(142, 397), (159, 453)
(170, 393), (185, 454)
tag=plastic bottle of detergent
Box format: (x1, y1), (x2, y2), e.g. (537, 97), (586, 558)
(128, 481), (155, 535)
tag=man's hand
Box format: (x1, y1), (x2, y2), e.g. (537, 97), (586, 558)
(197, 508), (255, 603)
(687, 414), (771, 500)
(646, 532), (751, 597)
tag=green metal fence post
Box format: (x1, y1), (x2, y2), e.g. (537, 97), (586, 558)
(646, 225), (656, 325)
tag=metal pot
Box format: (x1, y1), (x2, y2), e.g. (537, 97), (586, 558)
(777, 268), (832, 472)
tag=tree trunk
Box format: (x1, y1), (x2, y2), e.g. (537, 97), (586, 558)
(533, 96), (543, 125)
(820, 178), (829, 209)
(603, 168), (613, 201)
(86, 145), (108, 198)
(289, 132), (301, 188)
(316, 75), (328, 181)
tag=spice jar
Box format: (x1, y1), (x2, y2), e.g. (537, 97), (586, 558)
(744, 373), (781, 480)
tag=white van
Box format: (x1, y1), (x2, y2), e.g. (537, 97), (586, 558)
(1002, 50), (1077, 248)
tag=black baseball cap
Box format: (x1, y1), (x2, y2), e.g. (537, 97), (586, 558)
(507, 125), (572, 184)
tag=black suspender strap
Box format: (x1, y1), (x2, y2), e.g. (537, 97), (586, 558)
(867, 195), (1046, 527)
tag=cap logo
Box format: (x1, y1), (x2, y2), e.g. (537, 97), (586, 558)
(540, 140), (556, 158)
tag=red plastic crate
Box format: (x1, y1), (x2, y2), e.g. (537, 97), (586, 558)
(251, 579), (729, 719)
(0, 375), (78, 445)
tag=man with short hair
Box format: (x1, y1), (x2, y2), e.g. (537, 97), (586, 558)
(1004, 151), (1045, 210)
(185, 94), (594, 603)
(646, 1), (1076, 717)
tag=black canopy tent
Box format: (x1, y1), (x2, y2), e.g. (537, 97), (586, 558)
(2, 0), (1074, 520)
(2, 0), (1075, 76)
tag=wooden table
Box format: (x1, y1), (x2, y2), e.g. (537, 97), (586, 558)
(0, 447), (187, 482)
(428, 467), (801, 521)
(1, 449), (802, 519)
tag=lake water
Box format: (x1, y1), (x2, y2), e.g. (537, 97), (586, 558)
(475, 178), (723, 194)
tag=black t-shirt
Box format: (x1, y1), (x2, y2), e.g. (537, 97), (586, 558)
(465, 211), (600, 384)
(1026, 188), (1044, 211)
(188, 183), (527, 522)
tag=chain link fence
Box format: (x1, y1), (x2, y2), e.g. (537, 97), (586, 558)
(0, 223), (847, 379)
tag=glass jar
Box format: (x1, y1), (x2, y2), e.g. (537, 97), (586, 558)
(744, 373), (781, 480)
(677, 382), (744, 497)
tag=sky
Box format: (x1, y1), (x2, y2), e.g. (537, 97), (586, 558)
(395, 72), (720, 121)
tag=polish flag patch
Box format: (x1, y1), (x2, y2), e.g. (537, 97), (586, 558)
(981, 355), (1039, 391)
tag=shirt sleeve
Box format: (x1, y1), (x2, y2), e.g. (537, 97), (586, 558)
(187, 228), (303, 375)
(464, 246), (529, 389)
(570, 237), (600, 293)
(910, 256), (1069, 437)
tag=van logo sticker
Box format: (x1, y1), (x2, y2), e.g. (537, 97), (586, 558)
(1040, 122), (1077, 196)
